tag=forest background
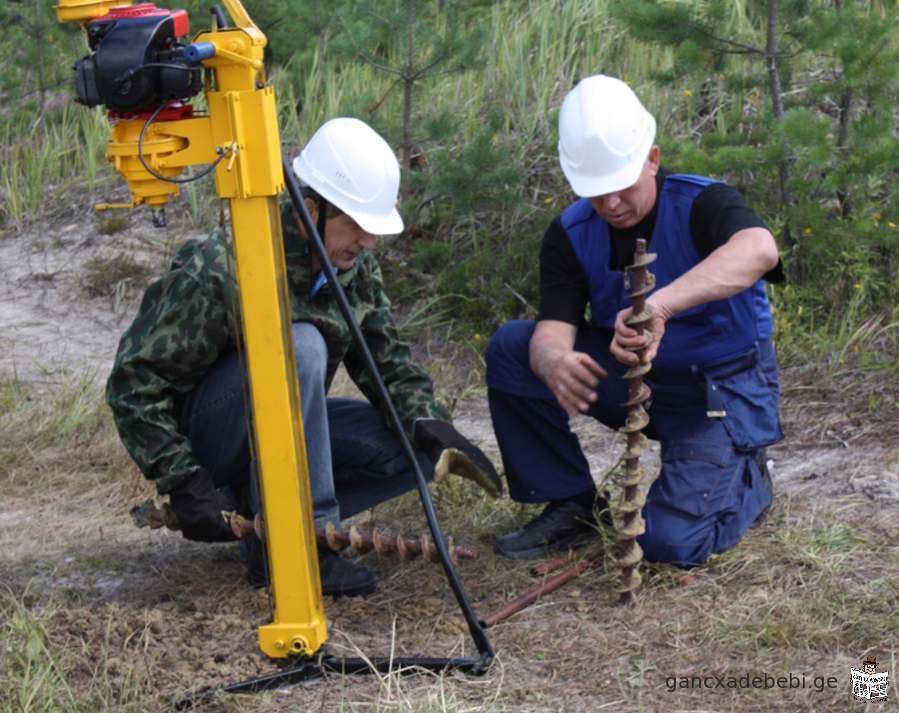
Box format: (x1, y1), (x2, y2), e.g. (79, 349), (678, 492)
(2, 0), (899, 711)
(4, 0), (899, 361)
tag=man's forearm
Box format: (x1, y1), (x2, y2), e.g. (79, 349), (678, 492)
(529, 320), (578, 383)
(648, 228), (779, 319)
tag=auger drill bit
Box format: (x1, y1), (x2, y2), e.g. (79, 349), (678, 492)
(320, 522), (477, 566)
(225, 513), (477, 566)
(613, 238), (656, 605)
(130, 501), (476, 567)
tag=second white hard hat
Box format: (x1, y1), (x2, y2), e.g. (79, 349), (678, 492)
(558, 75), (657, 197)
(293, 117), (404, 235)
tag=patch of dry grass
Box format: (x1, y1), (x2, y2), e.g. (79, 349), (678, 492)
(779, 363), (899, 449)
(3, 369), (899, 712)
(0, 376), (134, 498)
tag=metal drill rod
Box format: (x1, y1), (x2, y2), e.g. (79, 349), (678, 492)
(225, 512), (479, 566)
(133, 500), (479, 567)
(281, 155), (495, 664)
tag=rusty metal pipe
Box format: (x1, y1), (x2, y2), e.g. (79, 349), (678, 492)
(478, 557), (597, 629)
(530, 548), (587, 576)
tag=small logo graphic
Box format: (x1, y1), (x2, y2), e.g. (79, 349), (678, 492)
(851, 655), (890, 701)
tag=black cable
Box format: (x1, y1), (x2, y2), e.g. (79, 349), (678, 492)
(316, 195), (328, 241)
(170, 655), (488, 707)
(281, 155), (495, 664)
(137, 101), (230, 184)
(114, 62), (195, 87)
(211, 6), (228, 30)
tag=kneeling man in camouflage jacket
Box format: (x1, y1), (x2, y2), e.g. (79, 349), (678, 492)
(107, 118), (500, 597)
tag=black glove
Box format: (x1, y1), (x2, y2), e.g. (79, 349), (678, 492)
(412, 419), (503, 498)
(168, 466), (238, 543)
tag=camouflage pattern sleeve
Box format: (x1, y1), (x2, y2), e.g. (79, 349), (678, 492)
(343, 254), (451, 434)
(105, 234), (240, 494)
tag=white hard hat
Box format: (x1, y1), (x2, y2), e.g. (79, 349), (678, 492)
(558, 75), (657, 197)
(292, 117), (404, 235)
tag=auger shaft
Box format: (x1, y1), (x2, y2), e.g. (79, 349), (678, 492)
(319, 522), (477, 566)
(130, 500), (476, 566)
(613, 238), (656, 605)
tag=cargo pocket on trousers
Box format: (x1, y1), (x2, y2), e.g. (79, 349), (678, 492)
(651, 439), (737, 519)
(715, 368), (783, 452)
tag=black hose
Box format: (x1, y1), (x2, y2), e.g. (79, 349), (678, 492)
(281, 156), (494, 664)
(211, 6), (228, 30)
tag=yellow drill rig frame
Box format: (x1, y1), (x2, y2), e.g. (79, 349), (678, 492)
(56, 0), (326, 658)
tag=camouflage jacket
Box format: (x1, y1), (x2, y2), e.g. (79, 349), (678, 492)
(107, 202), (450, 494)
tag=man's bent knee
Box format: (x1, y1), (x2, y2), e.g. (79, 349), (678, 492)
(638, 506), (718, 569)
(486, 321), (534, 366)
(291, 322), (328, 380)
(486, 321), (545, 396)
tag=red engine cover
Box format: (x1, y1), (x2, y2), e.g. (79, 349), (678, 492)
(96, 4), (190, 38)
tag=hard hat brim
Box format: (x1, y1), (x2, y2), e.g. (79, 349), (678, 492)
(561, 142), (650, 198)
(291, 126), (405, 236)
(344, 206), (404, 236)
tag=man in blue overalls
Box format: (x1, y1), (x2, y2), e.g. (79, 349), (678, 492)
(486, 75), (785, 566)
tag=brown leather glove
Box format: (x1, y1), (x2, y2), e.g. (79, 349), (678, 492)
(412, 419), (503, 498)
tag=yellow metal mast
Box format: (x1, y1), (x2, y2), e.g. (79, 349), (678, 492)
(56, 0), (327, 658)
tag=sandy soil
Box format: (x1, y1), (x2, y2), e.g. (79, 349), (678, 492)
(3, 217), (899, 711)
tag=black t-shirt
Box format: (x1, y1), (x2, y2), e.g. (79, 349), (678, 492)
(536, 168), (785, 325)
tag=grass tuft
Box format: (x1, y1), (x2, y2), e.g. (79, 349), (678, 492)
(80, 254), (151, 299)
(95, 215), (131, 236)
(0, 377), (129, 494)
(0, 585), (79, 713)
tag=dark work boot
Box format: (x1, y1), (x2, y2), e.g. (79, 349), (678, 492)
(244, 538), (375, 597)
(750, 448), (773, 528)
(244, 537), (269, 589)
(317, 548), (376, 598)
(493, 489), (607, 560)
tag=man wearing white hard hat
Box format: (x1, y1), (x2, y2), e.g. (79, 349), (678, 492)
(107, 118), (500, 597)
(485, 76), (784, 566)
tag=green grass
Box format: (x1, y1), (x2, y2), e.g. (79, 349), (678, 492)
(0, 584), (165, 713)
(0, 104), (110, 233)
(0, 376), (123, 493)
(80, 254), (152, 299)
(0, 585), (81, 713)
(698, 508), (898, 651)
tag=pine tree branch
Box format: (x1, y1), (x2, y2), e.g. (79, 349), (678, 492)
(680, 21), (766, 56)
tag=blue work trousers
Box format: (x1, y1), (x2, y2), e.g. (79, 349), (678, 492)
(178, 322), (432, 530)
(485, 320), (783, 567)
